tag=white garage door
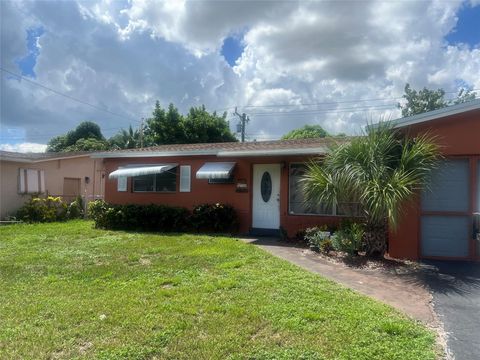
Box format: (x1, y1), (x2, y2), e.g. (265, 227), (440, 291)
(421, 159), (470, 258)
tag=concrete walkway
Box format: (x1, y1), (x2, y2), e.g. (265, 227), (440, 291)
(243, 237), (437, 325)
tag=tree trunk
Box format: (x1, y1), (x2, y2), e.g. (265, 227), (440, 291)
(363, 219), (388, 257)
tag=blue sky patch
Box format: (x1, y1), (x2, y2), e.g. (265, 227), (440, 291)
(221, 34), (245, 67)
(16, 27), (44, 78)
(446, 3), (480, 47)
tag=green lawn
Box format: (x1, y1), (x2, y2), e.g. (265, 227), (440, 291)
(0, 221), (437, 359)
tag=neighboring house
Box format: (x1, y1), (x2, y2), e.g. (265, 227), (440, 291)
(93, 138), (361, 236)
(0, 151), (105, 219)
(388, 99), (480, 261)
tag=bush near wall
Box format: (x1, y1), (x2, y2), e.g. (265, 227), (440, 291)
(16, 196), (84, 223)
(191, 203), (239, 233)
(88, 200), (238, 233)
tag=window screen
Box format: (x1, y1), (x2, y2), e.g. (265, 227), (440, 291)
(132, 168), (177, 192)
(288, 164), (333, 215)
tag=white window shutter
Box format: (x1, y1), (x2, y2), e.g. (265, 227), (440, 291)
(18, 168), (26, 193)
(39, 170), (45, 193)
(117, 176), (127, 192)
(179, 165), (191, 192)
(26, 169), (39, 193)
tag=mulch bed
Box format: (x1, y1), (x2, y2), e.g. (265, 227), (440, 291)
(315, 250), (422, 274)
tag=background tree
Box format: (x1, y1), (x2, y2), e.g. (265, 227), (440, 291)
(64, 138), (110, 151)
(145, 102), (237, 145)
(145, 102), (185, 145)
(452, 88), (477, 105)
(398, 84), (446, 117)
(47, 121), (109, 152)
(302, 123), (440, 257)
(109, 125), (142, 149)
(183, 106), (237, 143)
(398, 83), (476, 117)
(282, 125), (330, 140)
(46, 135), (68, 152)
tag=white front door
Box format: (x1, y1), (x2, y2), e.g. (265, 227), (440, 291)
(252, 164), (281, 229)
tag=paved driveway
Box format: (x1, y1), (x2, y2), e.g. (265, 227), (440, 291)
(420, 261), (480, 360)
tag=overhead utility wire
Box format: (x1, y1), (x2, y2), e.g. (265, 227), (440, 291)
(0, 125), (136, 141)
(248, 105), (396, 116)
(0, 104), (396, 140)
(0, 67), (140, 123)
(217, 88), (480, 112)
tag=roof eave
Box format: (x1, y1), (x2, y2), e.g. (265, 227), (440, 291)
(216, 147), (329, 157)
(91, 150), (220, 159)
(388, 99), (480, 129)
(0, 157), (35, 163)
(92, 147), (330, 159)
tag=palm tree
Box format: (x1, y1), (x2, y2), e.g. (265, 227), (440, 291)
(302, 123), (440, 257)
(110, 126), (141, 149)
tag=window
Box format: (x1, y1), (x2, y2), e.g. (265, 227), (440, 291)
(132, 168), (177, 192)
(288, 163), (362, 217)
(179, 165), (191, 192)
(208, 175), (234, 184)
(18, 168), (45, 194)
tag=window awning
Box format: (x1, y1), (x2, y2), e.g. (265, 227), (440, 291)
(196, 162), (236, 179)
(108, 164), (177, 179)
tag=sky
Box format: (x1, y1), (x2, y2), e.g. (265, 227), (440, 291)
(1, 0), (480, 153)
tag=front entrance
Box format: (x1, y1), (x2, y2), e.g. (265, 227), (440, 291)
(420, 159), (473, 258)
(252, 164), (281, 230)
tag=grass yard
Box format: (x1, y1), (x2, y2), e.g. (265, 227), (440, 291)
(0, 221), (437, 359)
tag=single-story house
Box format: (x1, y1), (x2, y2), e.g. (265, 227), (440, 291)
(94, 98), (480, 261)
(0, 151), (106, 219)
(93, 137), (361, 237)
(388, 99), (480, 261)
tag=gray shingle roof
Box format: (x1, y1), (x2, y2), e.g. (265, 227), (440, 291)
(93, 137), (350, 158)
(0, 150), (93, 163)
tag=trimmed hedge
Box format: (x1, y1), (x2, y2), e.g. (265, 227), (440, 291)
(192, 203), (239, 232)
(88, 200), (238, 233)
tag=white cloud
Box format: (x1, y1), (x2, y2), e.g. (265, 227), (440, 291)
(1, 0), (479, 146)
(0, 142), (47, 153)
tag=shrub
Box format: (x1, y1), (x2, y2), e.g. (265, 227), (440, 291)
(87, 199), (110, 227)
(305, 226), (332, 253)
(66, 196), (84, 219)
(88, 200), (190, 232)
(331, 221), (365, 256)
(17, 196), (67, 222)
(191, 203), (238, 233)
(319, 238), (333, 253)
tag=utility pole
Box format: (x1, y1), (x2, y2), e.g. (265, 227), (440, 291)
(139, 118), (144, 148)
(233, 107), (249, 142)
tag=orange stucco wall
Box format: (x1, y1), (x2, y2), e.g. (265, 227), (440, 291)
(389, 109), (480, 260)
(104, 155), (343, 235)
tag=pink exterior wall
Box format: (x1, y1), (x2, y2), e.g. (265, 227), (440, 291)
(1, 156), (105, 219)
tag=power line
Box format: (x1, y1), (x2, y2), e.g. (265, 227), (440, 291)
(0, 67), (141, 123)
(248, 105), (396, 117)
(0, 125), (129, 141)
(0, 104), (397, 140)
(219, 89), (480, 111)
